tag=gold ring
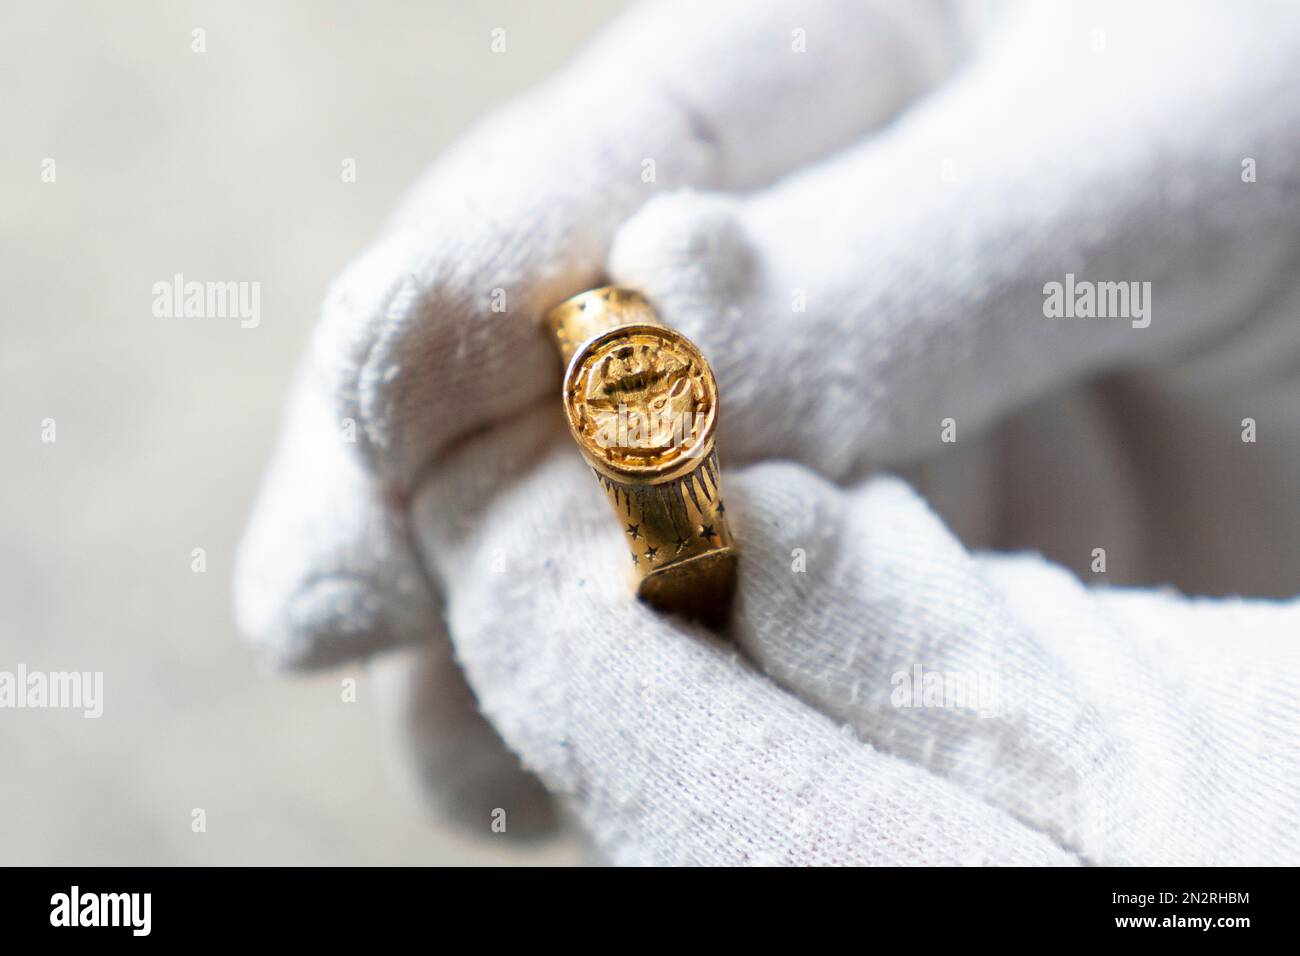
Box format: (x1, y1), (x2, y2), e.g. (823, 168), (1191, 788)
(546, 287), (736, 626)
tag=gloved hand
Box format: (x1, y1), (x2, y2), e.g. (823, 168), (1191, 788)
(235, 0), (1300, 863)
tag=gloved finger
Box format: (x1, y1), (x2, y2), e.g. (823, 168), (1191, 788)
(409, 408), (1079, 865)
(235, 370), (439, 666)
(369, 638), (558, 840)
(609, 0), (1300, 478)
(725, 461), (1300, 864)
(238, 0), (970, 661)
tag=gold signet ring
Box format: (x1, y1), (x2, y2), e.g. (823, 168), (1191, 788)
(545, 287), (736, 627)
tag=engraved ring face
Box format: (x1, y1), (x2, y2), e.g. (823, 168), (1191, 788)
(563, 324), (718, 482)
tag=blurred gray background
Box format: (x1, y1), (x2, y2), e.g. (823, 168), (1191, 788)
(0, 0), (628, 865)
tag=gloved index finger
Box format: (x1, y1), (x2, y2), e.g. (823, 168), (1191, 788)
(608, 0), (1300, 479)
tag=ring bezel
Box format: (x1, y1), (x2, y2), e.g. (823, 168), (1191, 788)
(561, 322), (719, 486)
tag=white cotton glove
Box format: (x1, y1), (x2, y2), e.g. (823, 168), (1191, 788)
(404, 412), (1299, 864)
(235, 0), (1300, 859)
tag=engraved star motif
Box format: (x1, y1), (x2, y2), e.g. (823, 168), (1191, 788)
(630, 551), (639, 565)
(700, 524), (716, 541)
(715, 500), (726, 515)
(644, 545), (659, 562)
(626, 523), (641, 540)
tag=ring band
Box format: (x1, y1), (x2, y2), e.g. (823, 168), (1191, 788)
(545, 287), (737, 626)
